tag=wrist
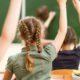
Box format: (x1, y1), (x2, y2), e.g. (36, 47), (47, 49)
(59, 3), (66, 7)
(10, 0), (22, 7)
(48, 16), (53, 21)
(59, 5), (66, 10)
(49, 16), (53, 20)
(10, 0), (22, 3)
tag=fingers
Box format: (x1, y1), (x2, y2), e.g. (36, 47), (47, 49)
(49, 11), (56, 18)
(73, 0), (80, 6)
(57, 0), (67, 6)
(49, 11), (56, 16)
(72, 0), (77, 8)
(72, 0), (80, 15)
(57, 0), (67, 3)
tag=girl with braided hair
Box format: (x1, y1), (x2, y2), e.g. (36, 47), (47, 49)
(3, 0), (67, 80)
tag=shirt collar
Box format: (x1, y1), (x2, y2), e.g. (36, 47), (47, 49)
(22, 45), (37, 52)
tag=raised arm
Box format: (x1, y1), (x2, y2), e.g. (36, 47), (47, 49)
(0, 0), (22, 61)
(72, 0), (80, 22)
(53, 0), (67, 53)
(42, 0), (67, 53)
(44, 11), (56, 28)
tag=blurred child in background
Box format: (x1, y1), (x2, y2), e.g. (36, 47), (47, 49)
(36, 5), (56, 38)
(52, 0), (80, 70)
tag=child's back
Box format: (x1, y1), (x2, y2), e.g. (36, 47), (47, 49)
(7, 44), (56, 80)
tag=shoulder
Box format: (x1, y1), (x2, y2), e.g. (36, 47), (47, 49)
(43, 43), (57, 60)
(8, 53), (23, 62)
(44, 44), (56, 52)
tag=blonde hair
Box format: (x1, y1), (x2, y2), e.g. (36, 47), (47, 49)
(18, 17), (42, 72)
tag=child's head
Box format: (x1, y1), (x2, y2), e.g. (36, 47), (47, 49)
(62, 27), (78, 49)
(36, 5), (49, 21)
(18, 16), (43, 72)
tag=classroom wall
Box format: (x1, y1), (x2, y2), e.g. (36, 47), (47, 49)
(0, 0), (9, 34)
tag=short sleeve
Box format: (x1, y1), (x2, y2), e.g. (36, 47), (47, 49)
(6, 56), (14, 73)
(44, 44), (57, 61)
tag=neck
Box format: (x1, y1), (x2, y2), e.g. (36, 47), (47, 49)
(61, 44), (75, 51)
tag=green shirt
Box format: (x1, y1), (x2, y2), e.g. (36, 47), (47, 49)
(6, 44), (57, 80)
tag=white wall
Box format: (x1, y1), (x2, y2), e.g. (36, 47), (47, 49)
(0, 43), (23, 72)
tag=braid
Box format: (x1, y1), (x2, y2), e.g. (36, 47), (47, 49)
(19, 17), (42, 72)
(19, 21), (34, 72)
(35, 22), (42, 53)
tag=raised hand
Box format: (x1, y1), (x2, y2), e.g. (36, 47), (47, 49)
(43, 11), (56, 29)
(57, 0), (67, 6)
(72, 0), (80, 16)
(49, 11), (56, 19)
